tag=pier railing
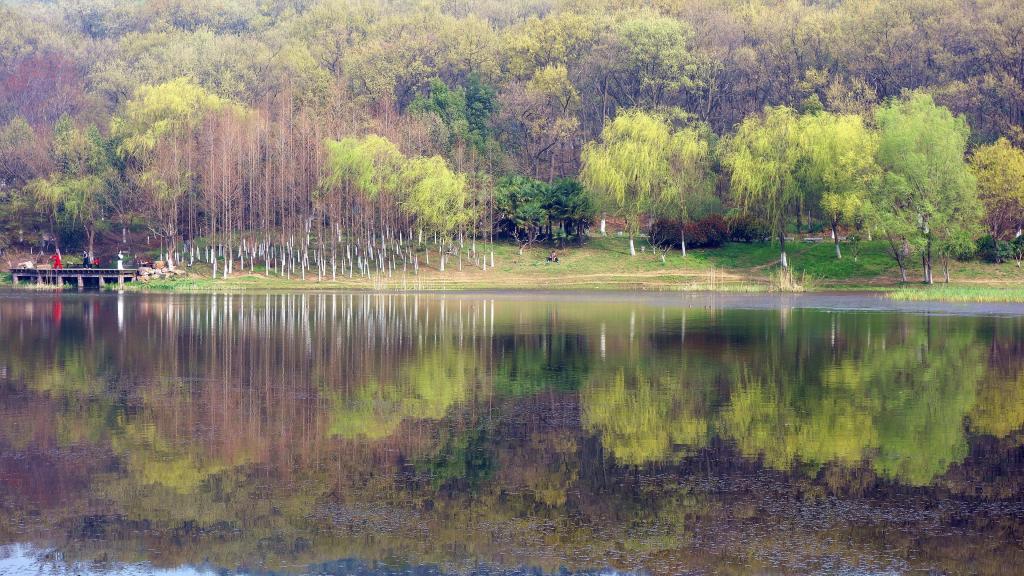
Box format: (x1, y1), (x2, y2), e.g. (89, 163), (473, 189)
(9, 267), (139, 288)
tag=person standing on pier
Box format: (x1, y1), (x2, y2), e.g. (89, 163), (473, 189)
(49, 249), (62, 269)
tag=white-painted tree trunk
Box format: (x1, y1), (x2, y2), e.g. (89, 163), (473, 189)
(629, 237), (636, 256)
(780, 251), (788, 269)
(600, 219), (607, 236)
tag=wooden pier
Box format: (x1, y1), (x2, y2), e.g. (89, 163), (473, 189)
(10, 268), (138, 289)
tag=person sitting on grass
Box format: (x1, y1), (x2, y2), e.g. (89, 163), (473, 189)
(547, 250), (559, 263)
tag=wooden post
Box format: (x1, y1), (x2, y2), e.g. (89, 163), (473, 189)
(36, 275), (42, 286)
(98, 276), (105, 289)
(118, 274), (124, 289)
(77, 276), (84, 289)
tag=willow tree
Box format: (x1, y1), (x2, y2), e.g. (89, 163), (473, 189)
(321, 134), (406, 276)
(111, 78), (237, 268)
(659, 125), (713, 256)
(29, 116), (117, 261)
(720, 106), (802, 268)
(797, 112), (879, 259)
(580, 109), (696, 256)
(874, 93), (978, 284)
(401, 155), (471, 271)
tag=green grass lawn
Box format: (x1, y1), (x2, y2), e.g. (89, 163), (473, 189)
(694, 239), (896, 281)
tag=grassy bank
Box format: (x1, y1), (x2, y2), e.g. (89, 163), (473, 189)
(72, 236), (1024, 300)
(887, 285), (1024, 303)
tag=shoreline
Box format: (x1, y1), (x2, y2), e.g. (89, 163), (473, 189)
(5, 238), (1023, 303)
(6, 274), (1024, 307)
(6, 282), (1024, 314)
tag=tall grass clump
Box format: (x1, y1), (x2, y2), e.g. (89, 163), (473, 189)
(888, 285), (1024, 303)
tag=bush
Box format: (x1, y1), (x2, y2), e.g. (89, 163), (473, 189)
(976, 235), (1011, 263)
(686, 215), (728, 248)
(726, 214), (771, 243)
(649, 219), (680, 248)
(650, 215), (728, 249)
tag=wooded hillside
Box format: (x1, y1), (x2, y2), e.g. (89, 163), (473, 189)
(2, 0), (1023, 282)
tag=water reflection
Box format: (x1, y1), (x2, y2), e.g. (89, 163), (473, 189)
(0, 293), (1023, 574)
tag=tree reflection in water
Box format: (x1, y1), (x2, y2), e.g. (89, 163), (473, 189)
(0, 293), (1022, 574)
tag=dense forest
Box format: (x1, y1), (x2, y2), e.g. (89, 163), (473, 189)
(2, 0), (1024, 282)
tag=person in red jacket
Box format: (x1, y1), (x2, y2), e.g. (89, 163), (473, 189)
(49, 249), (63, 269)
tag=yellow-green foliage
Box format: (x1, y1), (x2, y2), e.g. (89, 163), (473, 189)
(797, 112), (878, 235)
(400, 155), (471, 241)
(720, 106), (801, 241)
(582, 364), (709, 466)
(112, 78), (238, 158)
(327, 347), (473, 440)
(971, 137), (1024, 238)
(581, 109), (701, 239)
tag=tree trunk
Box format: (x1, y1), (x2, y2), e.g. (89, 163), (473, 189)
(886, 235), (908, 282)
(831, 220), (841, 259)
(680, 225), (687, 257)
(629, 235), (636, 256)
(86, 228), (96, 264)
(778, 233), (788, 269)
(923, 234), (933, 284)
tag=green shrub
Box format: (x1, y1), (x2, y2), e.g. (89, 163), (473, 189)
(976, 235), (1012, 263)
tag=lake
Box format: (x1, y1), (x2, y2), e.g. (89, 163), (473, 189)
(1, 291), (1022, 575)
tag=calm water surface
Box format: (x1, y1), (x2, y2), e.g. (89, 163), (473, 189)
(1, 292), (1023, 575)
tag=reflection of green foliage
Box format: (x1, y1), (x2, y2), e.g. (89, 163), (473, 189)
(970, 374), (1024, 437)
(579, 310), (998, 486)
(420, 425), (493, 489)
(111, 421), (238, 493)
(870, 329), (984, 485)
(582, 363), (710, 466)
(721, 368), (878, 471)
(719, 314), (987, 486)
(327, 347), (473, 440)
(493, 334), (590, 397)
